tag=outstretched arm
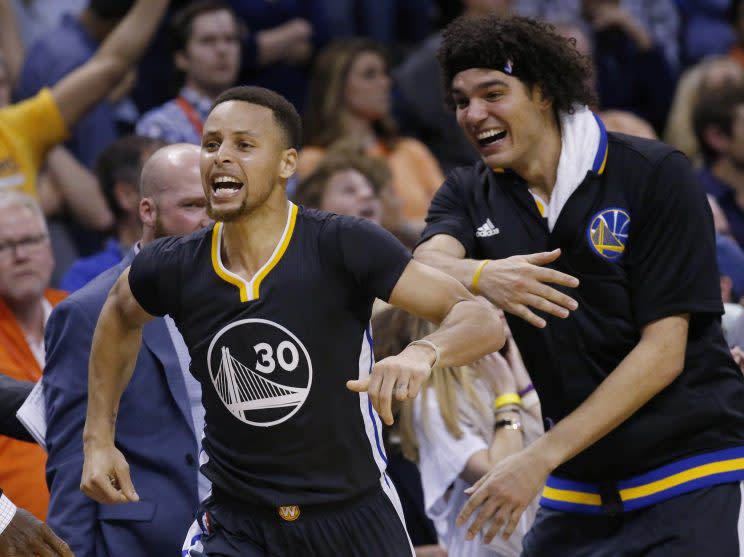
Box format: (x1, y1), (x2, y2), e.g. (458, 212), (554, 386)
(348, 260), (505, 425)
(51, 0), (169, 130)
(414, 234), (579, 328)
(81, 268), (153, 505)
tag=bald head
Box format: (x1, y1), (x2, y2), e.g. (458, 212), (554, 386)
(138, 143), (210, 242)
(139, 143), (201, 198)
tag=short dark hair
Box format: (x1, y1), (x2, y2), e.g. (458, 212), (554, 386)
(293, 142), (386, 208)
(88, 0), (135, 19)
(693, 83), (744, 164)
(438, 15), (596, 115)
(95, 135), (165, 220)
(170, 0), (236, 54)
(210, 86), (302, 149)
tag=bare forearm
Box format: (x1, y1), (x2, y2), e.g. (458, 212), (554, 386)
(46, 147), (114, 230)
(83, 302), (142, 445)
(422, 298), (504, 368)
(530, 321), (687, 470)
(53, 0), (169, 127)
(414, 248), (480, 292)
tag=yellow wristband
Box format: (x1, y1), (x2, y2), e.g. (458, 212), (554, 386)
(470, 259), (491, 294)
(494, 393), (522, 410)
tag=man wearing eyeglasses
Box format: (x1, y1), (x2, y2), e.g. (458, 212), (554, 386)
(0, 191), (63, 521)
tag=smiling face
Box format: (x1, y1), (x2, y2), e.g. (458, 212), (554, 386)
(201, 101), (296, 222)
(320, 169), (382, 224)
(451, 68), (554, 171)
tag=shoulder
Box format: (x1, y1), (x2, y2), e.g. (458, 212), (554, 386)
(606, 133), (683, 172)
(140, 227), (212, 259)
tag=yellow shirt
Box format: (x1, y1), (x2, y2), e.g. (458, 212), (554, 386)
(0, 88), (69, 197)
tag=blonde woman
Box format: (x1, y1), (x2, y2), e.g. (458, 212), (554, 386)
(375, 308), (542, 557)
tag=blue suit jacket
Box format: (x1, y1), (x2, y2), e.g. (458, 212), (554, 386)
(44, 251), (201, 557)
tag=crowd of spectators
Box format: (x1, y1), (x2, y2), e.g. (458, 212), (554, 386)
(1, 0), (744, 555)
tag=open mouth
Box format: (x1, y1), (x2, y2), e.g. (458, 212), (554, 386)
(476, 128), (507, 148)
(212, 175), (244, 198)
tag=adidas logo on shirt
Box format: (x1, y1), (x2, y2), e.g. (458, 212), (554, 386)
(475, 218), (500, 238)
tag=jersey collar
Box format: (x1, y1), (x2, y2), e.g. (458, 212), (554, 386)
(210, 201), (298, 302)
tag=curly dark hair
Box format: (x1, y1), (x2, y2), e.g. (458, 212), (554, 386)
(438, 15), (596, 116)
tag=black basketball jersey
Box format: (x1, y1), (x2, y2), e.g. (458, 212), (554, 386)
(129, 203), (411, 506)
(421, 130), (744, 512)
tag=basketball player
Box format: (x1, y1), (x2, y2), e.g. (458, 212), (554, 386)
(414, 14), (744, 556)
(79, 85), (504, 556)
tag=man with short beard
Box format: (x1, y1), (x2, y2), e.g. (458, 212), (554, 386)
(44, 144), (212, 557)
(80, 85), (505, 557)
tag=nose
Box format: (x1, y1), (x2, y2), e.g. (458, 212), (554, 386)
(215, 143), (233, 166)
(464, 98), (488, 126)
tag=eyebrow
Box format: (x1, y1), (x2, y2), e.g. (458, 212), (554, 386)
(203, 129), (257, 137)
(452, 79), (510, 96)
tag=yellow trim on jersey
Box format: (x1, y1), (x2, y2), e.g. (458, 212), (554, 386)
(211, 222), (249, 302)
(598, 146), (608, 175)
(251, 203), (298, 299)
(619, 458), (744, 501)
(542, 486), (602, 507)
(210, 202), (298, 303)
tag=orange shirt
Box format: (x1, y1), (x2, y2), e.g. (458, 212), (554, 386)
(298, 138), (444, 220)
(0, 289), (66, 520)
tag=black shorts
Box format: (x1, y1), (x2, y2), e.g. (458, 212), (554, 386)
(522, 481), (744, 557)
(193, 482), (414, 557)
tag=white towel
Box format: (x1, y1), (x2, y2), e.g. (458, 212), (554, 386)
(544, 106), (601, 231)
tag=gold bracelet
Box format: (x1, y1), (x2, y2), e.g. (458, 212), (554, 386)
(493, 393), (522, 411)
(470, 259), (492, 294)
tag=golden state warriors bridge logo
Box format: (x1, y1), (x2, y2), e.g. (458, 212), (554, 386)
(206, 319), (312, 427)
(587, 208), (630, 261)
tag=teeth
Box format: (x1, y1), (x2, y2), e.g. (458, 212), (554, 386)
(214, 176), (241, 184)
(476, 129), (504, 140)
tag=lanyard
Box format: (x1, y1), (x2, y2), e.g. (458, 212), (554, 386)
(176, 96), (204, 138)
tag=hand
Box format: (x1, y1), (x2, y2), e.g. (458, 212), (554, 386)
(346, 344), (434, 425)
(477, 250), (579, 328)
(81, 442), (139, 504)
(731, 346), (744, 375)
(0, 508), (74, 557)
(457, 447), (550, 544)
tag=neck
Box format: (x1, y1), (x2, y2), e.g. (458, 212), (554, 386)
(221, 188), (290, 278)
(183, 79), (219, 102)
(339, 111), (377, 148)
(78, 9), (116, 42)
(8, 297), (44, 344)
(514, 117), (562, 201)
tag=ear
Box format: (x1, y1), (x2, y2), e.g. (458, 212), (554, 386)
(279, 148), (298, 180)
(532, 85), (554, 112)
(703, 125), (730, 156)
(139, 197), (156, 228)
